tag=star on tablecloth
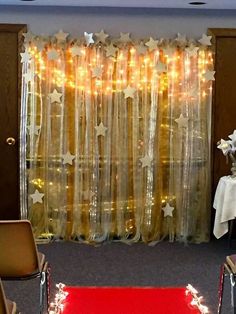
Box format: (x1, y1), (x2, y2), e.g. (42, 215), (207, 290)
(140, 154), (152, 167)
(162, 202), (174, 217)
(62, 151), (75, 165)
(175, 114), (189, 128)
(123, 85), (136, 99)
(49, 89), (62, 103)
(95, 122), (107, 137)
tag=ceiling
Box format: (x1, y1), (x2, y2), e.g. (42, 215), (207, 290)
(0, 0), (236, 10)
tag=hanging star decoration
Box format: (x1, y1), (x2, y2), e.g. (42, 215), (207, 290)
(27, 125), (41, 136)
(22, 30), (35, 43)
(47, 49), (59, 60)
(71, 45), (83, 57)
(95, 29), (109, 43)
(136, 42), (147, 55)
(23, 71), (35, 84)
(84, 32), (94, 46)
(155, 61), (167, 73)
(83, 189), (95, 201)
(203, 70), (215, 82)
(119, 32), (132, 43)
(123, 85), (136, 99)
(145, 37), (159, 51)
(62, 151), (75, 165)
(54, 29), (69, 42)
(162, 202), (174, 217)
(95, 122), (108, 137)
(175, 114), (189, 128)
(217, 139), (232, 155)
(175, 33), (187, 45)
(198, 34), (212, 46)
(30, 189), (44, 204)
(229, 130), (236, 145)
(185, 45), (199, 57)
(140, 154), (152, 167)
(105, 43), (118, 57)
(20, 51), (31, 63)
(49, 89), (62, 103)
(92, 66), (103, 78)
(33, 38), (45, 52)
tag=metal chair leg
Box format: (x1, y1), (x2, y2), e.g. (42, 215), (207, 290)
(218, 264), (225, 314)
(40, 271), (46, 314)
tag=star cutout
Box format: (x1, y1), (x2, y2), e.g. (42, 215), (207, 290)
(71, 45), (83, 57)
(27, 125), (41, 136)
(119, 32), (131, 43)
(136, 42), (147, 55)
(83, 189), (95, 201)
(84, 32), (94, 46)
(162, 203), (174, 217)
(123, 85), (136, 99)
(92, 66), (103, 78)
(22, 31), (34, 43)
(49, 89), (62, 103)
(175, 114), (189, 128)
(105, 44), (118, 57)
(54, 29), (69, 42)
(47, 49), (59, 60)
(229, 130), (236, 145)
(95, 122), (108, 137)
(203, 70), (215, 82)
(155, 61), (167, 73)
(198, 34), (212, 46)
(30, 189), (44, 204)
(185, 45), (199, 57)
(140, 154), (152, 168)
(175, 33), (187, 45)
(95, 29), (109, 43)
(145, 37), (158, 51)
(20, 51), (31, 63)
(23, 71), (35, 84)
(62, 151), (75, 165)
(217, 139), (231, 155)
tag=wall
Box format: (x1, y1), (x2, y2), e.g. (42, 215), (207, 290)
(0, 6), (236, 38)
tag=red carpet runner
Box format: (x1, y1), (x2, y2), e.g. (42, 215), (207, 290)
(57, 286), (206, 314)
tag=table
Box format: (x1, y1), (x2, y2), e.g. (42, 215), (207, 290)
(213, 175), (236, 239)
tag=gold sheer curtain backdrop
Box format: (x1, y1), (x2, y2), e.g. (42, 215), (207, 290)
(20, 30), (213, 244)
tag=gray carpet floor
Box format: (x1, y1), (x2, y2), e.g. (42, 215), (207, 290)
(2, 237), (236, 314)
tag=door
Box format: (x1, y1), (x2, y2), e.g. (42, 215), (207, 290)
(0, 24), (26, 219)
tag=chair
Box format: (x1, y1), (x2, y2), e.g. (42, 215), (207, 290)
(0, 220), (50, 314)
(0, 278), (17, 314)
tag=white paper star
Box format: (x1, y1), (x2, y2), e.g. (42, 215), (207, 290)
(92, 66), (103, 78)
(30, 189), (44, 204)
(84, 32), (94, 46)
(54, 29), (69, 42)
(95, 29), (109, 43)
(119, 32), (131, 43)
(217, 139), (231, 155)
(123, 85), (136, 99)
(175, 33), (187, 45)
(20, 51), (31, 63)
(62, 151), (75, 165)
(140, 154), (152, 167)
(22, 31), (34, 43)
(71, 46), (83, 57)
(47, 49), (59, 60)
(95, 122), (108, 137)
(27, 125), (41, 136)
(229, 130), (236, 145)
(145, 37), (158, 51)
(198, 34), (212, 46)
(203, 70), (215, 82)
(155, 61), (167, 73)
(162, 203), (174, 217)
(23, 71), (35, 84)
(175, 114), (189, 128)
(49, 89), (62, 104)
(136, 42), (147, 55)
(83, 189), (95, 200)
(185, 45), (199, 57)
(105, 44), (118, 57)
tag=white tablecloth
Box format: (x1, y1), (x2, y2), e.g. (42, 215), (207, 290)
(213, 176), (236, 239)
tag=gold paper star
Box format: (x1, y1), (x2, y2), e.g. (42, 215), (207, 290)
(105, 44), (118, 57)
(30, 189), (44, 204)
(71, 46), (83, 57)
(203, 70), (215, 82)
(84, 32), (94, 46)
(95, 29), (109, 43)
(119, 32), (131, 43)
(20, 51), (31, 63)
(54, 29), (69, 42)
(123, 85), (136, 99)
(162, 203), (174, 217)
(47, 49), (59, 60)
(175, 114), (189, 128)
(92, 66), (103, 78)
(155, 61), (167, 73)
(62, 151), (75, 165)
(145, 37), (158, 51)
(49, 89), (62, 103)
(198, 34), (212, 46)
(185, 45), (199, 57)
(95, 122), (107, 137)
(140, 154), (152, 168)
